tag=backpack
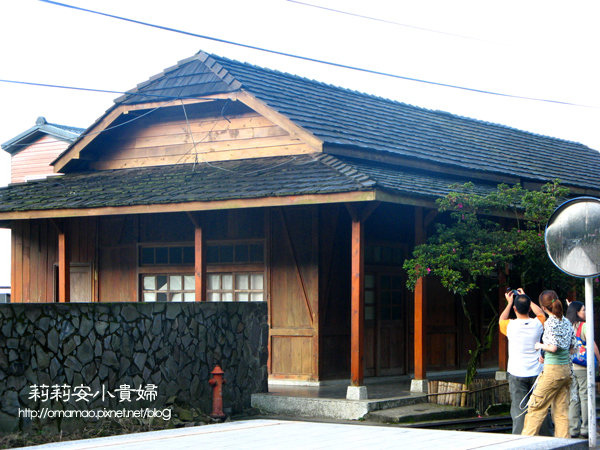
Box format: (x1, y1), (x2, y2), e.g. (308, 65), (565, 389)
(571, 322), (597, 367)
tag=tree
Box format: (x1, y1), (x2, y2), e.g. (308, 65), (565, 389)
(403, 181), (572, 385)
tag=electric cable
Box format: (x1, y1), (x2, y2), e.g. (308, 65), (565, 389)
(36, 0), (597, 109)
(286, 0), (492, 43)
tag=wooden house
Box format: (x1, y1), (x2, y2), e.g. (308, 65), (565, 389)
(1, 51), (600, 389)
(2, 116), (83, 183)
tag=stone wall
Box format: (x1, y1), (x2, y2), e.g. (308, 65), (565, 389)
(0, 302), (268, 431)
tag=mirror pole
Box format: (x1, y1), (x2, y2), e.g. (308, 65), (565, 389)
(586, 276), (596, 447)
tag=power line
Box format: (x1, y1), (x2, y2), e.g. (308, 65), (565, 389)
(0, 78), (122, 95)
(286, 0), (491, 43)
(37, 0), (596, 109)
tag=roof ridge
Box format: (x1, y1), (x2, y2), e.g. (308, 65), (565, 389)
(115, 52), (243, 104)
(316, 154), (377, 189)
(197, 51), (242, 91)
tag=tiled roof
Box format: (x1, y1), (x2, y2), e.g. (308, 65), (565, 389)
(2, 117), (84, 154)
(116, 52), (600, 191)
(0, 154), (494, 213)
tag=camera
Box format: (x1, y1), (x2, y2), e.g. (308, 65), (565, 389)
(506, 287), (519, 297)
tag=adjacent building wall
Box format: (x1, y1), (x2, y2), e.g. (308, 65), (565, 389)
(10, 135), (68, 184)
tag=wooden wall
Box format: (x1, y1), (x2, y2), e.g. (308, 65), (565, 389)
(97, 215), (137, 302)
(87, 101), (316, 170)
(10, 135), (69, 183)
(10, 204), (500, 376)
(10, 218), (96, 303)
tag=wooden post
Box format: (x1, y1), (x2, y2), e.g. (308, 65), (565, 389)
(350, 215), (365, 386)
(498, 269), (508, 371)
(414, 207), (426, 380)
(58, 230), (70, 303)
(187, 212), (206, 302)
(194, 225), (206, 302)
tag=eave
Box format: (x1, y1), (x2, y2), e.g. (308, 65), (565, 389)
(0, 190), (378, 221)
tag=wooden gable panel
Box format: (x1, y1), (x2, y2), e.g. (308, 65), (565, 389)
(88, 101), (316, 170)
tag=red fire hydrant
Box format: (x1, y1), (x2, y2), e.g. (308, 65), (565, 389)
(209, 365), (226, 420)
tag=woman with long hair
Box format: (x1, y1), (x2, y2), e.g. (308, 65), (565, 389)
(522, 290), (575, 438)
(566, 301), (600, 438)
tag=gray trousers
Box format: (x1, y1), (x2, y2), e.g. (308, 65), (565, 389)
(569, 369), (588, 436)
(508, 373), (553, 435)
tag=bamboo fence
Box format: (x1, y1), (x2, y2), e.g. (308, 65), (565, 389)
(427, 379), (509, 413)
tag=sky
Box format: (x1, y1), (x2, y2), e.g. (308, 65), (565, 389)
(0, 0), (599, 289)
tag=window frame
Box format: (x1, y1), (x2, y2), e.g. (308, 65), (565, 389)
(137, 239), (266, 303)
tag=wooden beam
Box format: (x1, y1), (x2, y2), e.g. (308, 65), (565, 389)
(345, 201), (380, 223)
(58, 230), (70, 303)
(0, 191), (377, 221)
(350, 214), (365, 386)
(236, 90), (323, 152)
(414, 206), (426, 380)
(194, 223), (206, 302)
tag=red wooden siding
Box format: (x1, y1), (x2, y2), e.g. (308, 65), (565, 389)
(10, 135), (69, 183)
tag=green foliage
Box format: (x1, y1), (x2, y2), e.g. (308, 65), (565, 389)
(404, 181), (571, 294)
(403, 180), (572, 385)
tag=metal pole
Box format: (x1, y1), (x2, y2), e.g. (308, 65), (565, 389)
(585, 277), (596, 447)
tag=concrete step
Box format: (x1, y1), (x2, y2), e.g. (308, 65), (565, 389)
(366, 402), (476, 424)
(251, 393), (428, 421)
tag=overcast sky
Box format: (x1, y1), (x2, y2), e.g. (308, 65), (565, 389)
(1, 0), (599, 288)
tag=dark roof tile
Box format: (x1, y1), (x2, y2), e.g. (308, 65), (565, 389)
(0, 154), (498, 213)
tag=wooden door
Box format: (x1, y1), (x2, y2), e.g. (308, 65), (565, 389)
(69, 263), (92, 302)
(365, 272), (406, 376)
(269, 207), (319, 381)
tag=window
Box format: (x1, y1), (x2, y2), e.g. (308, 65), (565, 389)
(142, 274), (195, 302)
(207, 272), (264, 302)
(206, 242), (264, 264)
(365, 245), (404, 266)
(380, 274), (403, 321)
(140, 246), (194, 266)
(139, 240), (265, 303)
(140, 242), (264, 266)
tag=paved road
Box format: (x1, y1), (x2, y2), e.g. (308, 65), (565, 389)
(17, 419), (586, 449)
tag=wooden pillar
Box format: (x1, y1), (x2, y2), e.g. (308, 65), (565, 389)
(350, 215), (365, 386)
(58, 230), (70, 303)
(414, 207), (426, 380)
(498, 269), (508, 371)
(194, 225), (206, 302)
(186, 212), (206, 302)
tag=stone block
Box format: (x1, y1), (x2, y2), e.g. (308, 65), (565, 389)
(47, 328), (59, 353)
(0, 411), (19, 433)
(101, 351), (119, 369)
(79, 317), (93, 336)
(95, 321), (109, 336)
(59, 320), (75, 340)
(346, 385), (368, 400)
(410, 379), (429, 393)
(122, 305), (140, 322)
(78, 339), (94, 365)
